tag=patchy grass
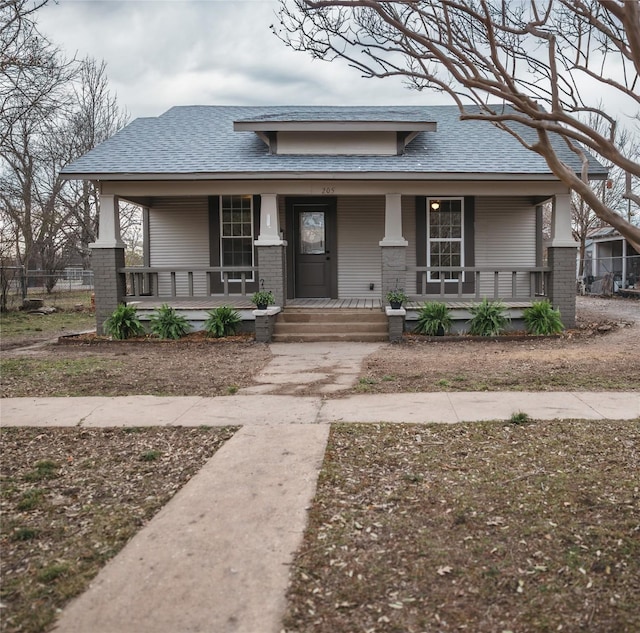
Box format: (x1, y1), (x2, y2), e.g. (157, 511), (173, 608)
(283, 420), (640, 633)
(0, 310), (95, 343)
(0, 337), (271, 398)
(1, 357), (123, 397)
(0, 426), (237, 633)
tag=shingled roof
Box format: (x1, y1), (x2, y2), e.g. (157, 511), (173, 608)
(61, 105), (607, 180)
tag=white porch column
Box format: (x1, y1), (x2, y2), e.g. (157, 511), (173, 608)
(92, 194), (125, 248)
(255, 193), (285, 246)
(379, 193), (408, 246)
(545, 193), (576, 248)
(622, 238), (627, 288)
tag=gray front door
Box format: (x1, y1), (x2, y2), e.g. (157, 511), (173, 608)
(290, 199), (337, 298)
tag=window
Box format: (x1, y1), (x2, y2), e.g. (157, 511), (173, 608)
(427, 198), (464, 281)
(220, 195), (254, 281)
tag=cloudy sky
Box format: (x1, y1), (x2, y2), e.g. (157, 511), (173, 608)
(37, 0), (446, 121)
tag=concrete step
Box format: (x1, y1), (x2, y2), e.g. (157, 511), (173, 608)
(278, 309), (387, 324)
(273, 308), (389, 342)
(274, 322), (388, 335)
(271, 332), (388, 343)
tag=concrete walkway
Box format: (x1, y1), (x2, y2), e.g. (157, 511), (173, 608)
(239, 341), (383, 395)
(51, 424), (329, 633)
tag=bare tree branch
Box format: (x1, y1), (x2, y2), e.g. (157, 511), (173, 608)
(275, 0), (640, 251)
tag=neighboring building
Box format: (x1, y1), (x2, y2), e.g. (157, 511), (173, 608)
(60, 105), (607, 339)
(583, 227), (640, 296)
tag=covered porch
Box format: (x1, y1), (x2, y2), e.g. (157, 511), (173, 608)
(90, 185), (576, 339)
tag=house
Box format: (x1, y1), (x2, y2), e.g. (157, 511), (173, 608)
(60, 105), (607, 340)
(583, 227), (640, 296)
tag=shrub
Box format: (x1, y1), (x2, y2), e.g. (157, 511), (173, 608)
(103, 304), (145, 340)
(149, 304), (191, 340)
(204, 305), (241, 338)
(414, 301), (453, 335)
(523, 300), (564, 335)
(468, 299), (510, 336)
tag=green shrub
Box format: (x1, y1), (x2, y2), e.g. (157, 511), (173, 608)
(468, 299), (510, 336)
(149, 304), (191, 339)
(414, 301), (453, 335)
(523, 300), (564, 335)
(104, 304), (145, 340)
(204, 305), (241, 338)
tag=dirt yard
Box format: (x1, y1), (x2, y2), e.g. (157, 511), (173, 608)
(1, 296), (638, 397)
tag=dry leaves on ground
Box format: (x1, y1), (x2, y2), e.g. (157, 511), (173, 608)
(0, 426), (237, 633)
(283, 420), (640, 633)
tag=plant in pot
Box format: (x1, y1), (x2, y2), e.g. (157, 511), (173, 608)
(251, 289), (275, 310)
(414, 301), (453, 336)
(386, 288), (408, 310)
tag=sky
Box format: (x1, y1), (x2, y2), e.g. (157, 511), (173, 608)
(37, 0), (447, 121)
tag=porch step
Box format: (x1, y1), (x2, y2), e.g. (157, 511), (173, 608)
(272, 308), (388, 342)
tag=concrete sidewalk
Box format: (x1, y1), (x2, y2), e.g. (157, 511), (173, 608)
(2, 391), (638, 427)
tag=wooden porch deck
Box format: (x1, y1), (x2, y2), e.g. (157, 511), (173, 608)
(128, 297), (535, 311)
(128, 297), (384, 310)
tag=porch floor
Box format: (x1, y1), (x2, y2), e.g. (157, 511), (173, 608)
(128, 297), (384, 310)
(128, 297), (535, 310)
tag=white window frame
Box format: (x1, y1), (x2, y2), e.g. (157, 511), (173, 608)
(427, 197), (465, 283)
(219, 195), (255, 283)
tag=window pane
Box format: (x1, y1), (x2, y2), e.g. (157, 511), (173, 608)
(220, 195), (254, 281)
(300, 211), (325, 254)
(427, 199), (463, 283)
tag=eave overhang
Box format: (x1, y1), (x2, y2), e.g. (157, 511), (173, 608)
(233, 120), (437, 133)
(59, 170), (600, 182)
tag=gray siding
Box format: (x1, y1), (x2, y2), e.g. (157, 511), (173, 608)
(148, 197), (209, 296)
(337, 196), (385, 298)
(475, 197), (537, 297)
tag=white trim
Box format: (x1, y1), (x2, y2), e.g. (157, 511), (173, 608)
(233, 121), (437, 132)
(219, 195), (255, 283)
(62, 171), (581, 183)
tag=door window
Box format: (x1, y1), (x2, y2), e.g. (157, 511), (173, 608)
(299, 211), (326, 254)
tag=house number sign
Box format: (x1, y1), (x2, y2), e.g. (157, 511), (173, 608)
(320, 185), (335, 195)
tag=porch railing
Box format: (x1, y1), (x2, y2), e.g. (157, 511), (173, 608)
(409, 266), (550, 302)
(119, 266), (258, 298)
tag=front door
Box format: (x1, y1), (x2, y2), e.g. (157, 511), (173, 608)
(288, 198), (337, 298)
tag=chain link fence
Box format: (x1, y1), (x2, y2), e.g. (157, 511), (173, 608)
(1, 267), (94, 312)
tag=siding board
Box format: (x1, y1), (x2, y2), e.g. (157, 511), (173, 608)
(148, 197), (209, 296)
(475, 197), (537, 297)
(337, 196), (385, 298)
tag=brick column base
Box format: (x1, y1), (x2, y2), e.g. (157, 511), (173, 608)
(91, 247), (126, 335)
(254, 308), (280, 343)
(386, 307), (406, 342)
(547, 246), (577, 328)
(381, 246), (407, 303)
(256, 245), (286, 307)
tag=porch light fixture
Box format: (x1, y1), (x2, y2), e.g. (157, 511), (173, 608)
(431, 200), (440, 210)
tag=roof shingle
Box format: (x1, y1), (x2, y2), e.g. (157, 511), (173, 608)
(61, 105), (607, 178)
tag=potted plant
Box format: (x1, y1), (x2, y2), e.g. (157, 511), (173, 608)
(386, 288), (408, 309)
(251, 289), (275, 310)
(414, 301), (453, 336)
